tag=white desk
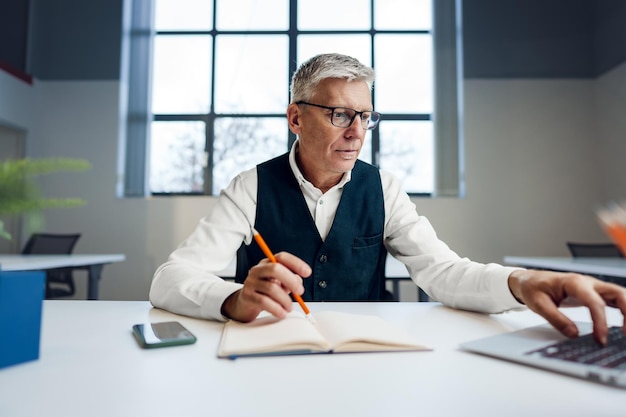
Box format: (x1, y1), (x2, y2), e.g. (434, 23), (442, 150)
(0, 254), (126, 299)
(504, 256), (626, 280)
(0, 301), (622, 417)
(385, 255), (429, 301)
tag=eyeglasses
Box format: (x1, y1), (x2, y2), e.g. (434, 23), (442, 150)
(296, 101), (381, 130)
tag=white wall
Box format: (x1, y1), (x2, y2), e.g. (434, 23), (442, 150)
(429, 78), (605, 259)
(1, 63), (625, 301)
(0, 72), (37, 253)
(0, 71), (37, 130)
(595, 63), (626, 198)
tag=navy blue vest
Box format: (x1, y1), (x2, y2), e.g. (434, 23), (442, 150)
(235, 153), (388, 301)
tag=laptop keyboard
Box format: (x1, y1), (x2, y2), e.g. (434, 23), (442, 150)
(528, 326), (626, 370)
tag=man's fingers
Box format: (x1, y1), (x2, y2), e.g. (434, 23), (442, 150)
(563, 278), (609, 344)
(253, 261), (305, 296)
(239, 277), (294, 318)
(612, 293), (626, 334)
(274, 251), (312, 279)
(514, 271), (622, 345)
(527, 292), (579, 338)
(596, 280), (626, 312)
(221, 249), (313, 322)
(236, 256), (312, 321)
(595, 280), (626, 337)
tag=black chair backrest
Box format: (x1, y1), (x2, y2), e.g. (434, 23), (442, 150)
(566, 242), (624, 258)
(22, 233), (81, 255)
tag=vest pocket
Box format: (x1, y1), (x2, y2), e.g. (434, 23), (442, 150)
(352, 232), (383, 249)
(346, 235), (385, 300)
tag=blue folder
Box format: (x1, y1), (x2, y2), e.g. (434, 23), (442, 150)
(0, 270), (45, 369)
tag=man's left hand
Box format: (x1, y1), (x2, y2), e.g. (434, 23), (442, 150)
(508, 269), (626, 344)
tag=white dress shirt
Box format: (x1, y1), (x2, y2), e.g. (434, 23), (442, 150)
(150, 141), (524, 320)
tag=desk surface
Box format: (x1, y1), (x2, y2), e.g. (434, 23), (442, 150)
(0, 301), (623, 417)
(0, 254), (126, 271)
(504, 256), (626, 278)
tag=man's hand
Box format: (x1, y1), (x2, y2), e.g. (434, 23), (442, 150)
(221, 252), (312, 322)
(508, 269), (626, 344)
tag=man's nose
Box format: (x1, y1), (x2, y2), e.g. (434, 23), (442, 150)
(345, 115), (364, 137)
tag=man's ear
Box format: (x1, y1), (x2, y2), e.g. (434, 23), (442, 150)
(286, 103), (302, 134)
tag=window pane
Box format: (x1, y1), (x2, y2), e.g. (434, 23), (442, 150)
(375, 0), (432, 30)
(379, 121), (434, 194)
(152, 35), (212, 114)
(216, 0), (288, 30)
(214, 36), (288, 113)
(298, 0), (370, 30)
(155, 0), (213, 31)
(374, 35), (433, 113)
(298, 35), (372, 67)
(139, 0), (450, 198)
(213, 117), (288, 194)
(150, 121), (206, 193)
(357, 131), (373, 164)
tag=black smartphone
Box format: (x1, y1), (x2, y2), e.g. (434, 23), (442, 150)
(132, 321), (197, 349)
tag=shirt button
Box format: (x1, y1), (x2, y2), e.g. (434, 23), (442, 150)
(319, 199), (324, 205)
(319, 254), (327, 263)
(318, 280), (327, 288)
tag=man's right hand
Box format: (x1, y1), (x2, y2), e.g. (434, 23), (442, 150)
(220, 252), (312, 322)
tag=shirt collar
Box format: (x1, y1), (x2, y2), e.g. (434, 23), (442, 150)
(288, 139), (352, 189)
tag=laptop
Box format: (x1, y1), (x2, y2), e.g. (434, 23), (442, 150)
(459, 322), (626, 388)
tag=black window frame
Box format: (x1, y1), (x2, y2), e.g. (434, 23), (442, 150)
(121, 0), (463, 198)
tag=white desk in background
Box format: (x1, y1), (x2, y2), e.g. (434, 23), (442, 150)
(0, 301), (622, 417)
(0, 254), (126, 300)
(504, 256), (626, 282)
(385, 254), (429, 301)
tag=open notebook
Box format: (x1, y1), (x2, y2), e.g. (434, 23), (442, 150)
(459, 322), (626, 388)
(217, 310), (431, 359)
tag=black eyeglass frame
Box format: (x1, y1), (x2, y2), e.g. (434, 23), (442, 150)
(295, 101), (381, 130)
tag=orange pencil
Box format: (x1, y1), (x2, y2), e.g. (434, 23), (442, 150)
(597, 204), (626, 256)
(251, 227), (315, 323)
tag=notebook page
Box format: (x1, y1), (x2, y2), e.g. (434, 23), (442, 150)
(218, 313), (331, 357)
(313, 311), (430, 352)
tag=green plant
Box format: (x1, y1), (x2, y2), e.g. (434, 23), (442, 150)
(0, 157), (91, 240)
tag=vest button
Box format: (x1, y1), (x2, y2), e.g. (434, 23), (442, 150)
(318, 280), (327, 288)
(319, 254), (327, 263)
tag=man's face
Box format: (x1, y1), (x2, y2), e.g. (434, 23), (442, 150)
(288, 77), (372, 189)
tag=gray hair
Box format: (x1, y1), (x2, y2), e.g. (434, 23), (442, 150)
(290, 53), (375, 103)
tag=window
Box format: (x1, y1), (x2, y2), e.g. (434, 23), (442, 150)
(123, 0), (463, 197)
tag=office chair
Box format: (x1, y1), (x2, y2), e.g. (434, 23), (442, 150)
(22, 233), (82, 298)
(566, 242), (624, 258)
